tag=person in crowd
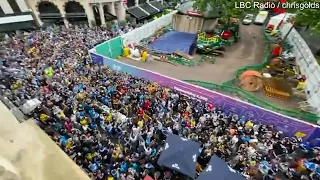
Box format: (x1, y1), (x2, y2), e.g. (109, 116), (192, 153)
(0, 24), (319, 180)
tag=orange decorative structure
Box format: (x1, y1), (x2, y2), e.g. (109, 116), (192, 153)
(239, 70), (263, 92)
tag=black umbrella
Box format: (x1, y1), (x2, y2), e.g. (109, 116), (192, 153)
(197, 155), (246, 180)
(157, 133), (201, 178)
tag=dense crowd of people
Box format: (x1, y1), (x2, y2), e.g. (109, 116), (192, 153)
(1, 23), (320, 180)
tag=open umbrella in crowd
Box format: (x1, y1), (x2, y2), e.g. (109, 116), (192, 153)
(1, 24), (320, 180)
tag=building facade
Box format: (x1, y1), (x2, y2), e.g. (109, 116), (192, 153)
(126, 0), (166, 21)
(0, 0), (166, 31)
(26, 0), (126, 28)
(0, 0), (35, 32)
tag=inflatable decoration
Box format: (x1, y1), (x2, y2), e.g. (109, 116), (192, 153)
(130, 48), (140, 58)
(123, 47), (130, 57)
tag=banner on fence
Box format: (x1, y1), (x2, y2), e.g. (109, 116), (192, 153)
(90, 52), (104, 66)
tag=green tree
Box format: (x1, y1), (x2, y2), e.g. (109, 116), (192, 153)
(193, 0), (263, 20)
(287, 0), (320, 33)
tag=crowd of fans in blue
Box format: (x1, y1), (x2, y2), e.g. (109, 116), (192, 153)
(0, 25), (320, 180)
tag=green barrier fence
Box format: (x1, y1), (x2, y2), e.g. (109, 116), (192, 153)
(96, 37), (123, 59)
(184, 29), (319, 123)
(183, 79), (319, 123)
(167, 55), (209, 66)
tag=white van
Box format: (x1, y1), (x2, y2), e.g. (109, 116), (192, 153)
(254, 11), (269, 25)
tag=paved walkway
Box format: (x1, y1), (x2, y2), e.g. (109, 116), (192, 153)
(0, 102), (90, 180)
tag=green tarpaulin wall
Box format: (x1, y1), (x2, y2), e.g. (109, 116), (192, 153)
(95, 37), (123, 59)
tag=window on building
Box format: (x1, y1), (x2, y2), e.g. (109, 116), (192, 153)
(7, 0), (21, 13)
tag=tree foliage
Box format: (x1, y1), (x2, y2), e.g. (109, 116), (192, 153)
(193, 0), (263, 19)
(285, 0), (320, 32)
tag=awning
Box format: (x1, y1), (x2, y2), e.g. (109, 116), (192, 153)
(104, 12), (117, 21)
(0, 14), (33, 24)
(140, 4), (159, 15)
(150, 1), (167, 11)
(127, 6), (149, 20)
(0, 21), (35, 32)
